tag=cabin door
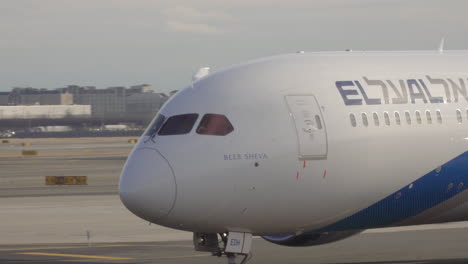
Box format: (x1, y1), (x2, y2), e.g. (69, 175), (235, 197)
(285, 95), (328, 160)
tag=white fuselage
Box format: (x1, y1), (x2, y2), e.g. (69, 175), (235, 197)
(119, 51), (468, 236)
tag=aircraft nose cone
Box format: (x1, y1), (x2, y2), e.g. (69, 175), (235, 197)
(119, 148), (176, 221)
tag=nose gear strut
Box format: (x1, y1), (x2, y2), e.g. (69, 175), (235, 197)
(193, 232), (253, 264)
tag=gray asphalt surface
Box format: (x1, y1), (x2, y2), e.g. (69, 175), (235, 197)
(0, 137), (132, 197)
(3, 228), (468, 264)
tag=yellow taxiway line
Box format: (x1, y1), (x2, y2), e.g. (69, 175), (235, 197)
(0, 243), (192, 252)
(17, 252), (132, 260)
(155, 254), (211, 259)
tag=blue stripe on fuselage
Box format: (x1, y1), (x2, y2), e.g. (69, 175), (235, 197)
(319, 152), (468, 232)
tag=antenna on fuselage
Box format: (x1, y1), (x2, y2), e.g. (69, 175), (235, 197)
(438, 37), (445, 54)
(192, 67), (210, 82)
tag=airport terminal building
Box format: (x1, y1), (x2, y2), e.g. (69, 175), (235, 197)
(0, 85), (170, 134)
(0, 85), (168, 125)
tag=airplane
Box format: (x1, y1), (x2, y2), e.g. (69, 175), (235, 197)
(119, 48), (468, 264)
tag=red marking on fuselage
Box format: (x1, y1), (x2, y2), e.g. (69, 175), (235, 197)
(303, 160), (306, 168)
(296, 171), (299, 180)
(323, 170), (327, 179)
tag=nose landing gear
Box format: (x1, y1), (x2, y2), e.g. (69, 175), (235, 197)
(193, 232), (253, 264)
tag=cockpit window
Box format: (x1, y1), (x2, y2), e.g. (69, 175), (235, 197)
(158, 114), (199, 135)
(145, 114), (166, 137)
(196, 114), (234, 136)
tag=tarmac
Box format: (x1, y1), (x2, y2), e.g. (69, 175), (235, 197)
(3, 228), (468, 264)
(0, 137), (130, 197)
(3, 137), (468, 264)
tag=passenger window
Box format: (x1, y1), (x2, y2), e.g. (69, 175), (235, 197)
(436, 110), (442, 124)
(196, 114), (234, 136)
(362, 113), (368, 127)
(373, 112), (379, 126)
(158, 114), (199, 135)
(426, 110), (432, 124)
(145, 114), (166, 137)
(384, 112), (390, 126)
(405, 111), (411, 125)
(350, 113), (357, 127)
(457, 109), (462, 124)
(415, 111), (422, 124)
(395, 112), (401, 125)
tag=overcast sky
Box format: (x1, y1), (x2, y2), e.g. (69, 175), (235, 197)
(1, 0), (467, 93)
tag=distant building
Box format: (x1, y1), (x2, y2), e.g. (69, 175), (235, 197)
(128, 84), (154, 94)
(0, 92), (9, 105)
(70, 86), (127, 119)
(0, 88), (72, 105)
(126, 93), (167, 123)
(0, 85), (169, 124)
(0, 105), (91, 119)
(57, 85), (168, 122)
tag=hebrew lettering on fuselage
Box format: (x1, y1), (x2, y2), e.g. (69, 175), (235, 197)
(336, 75), (468, 105)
